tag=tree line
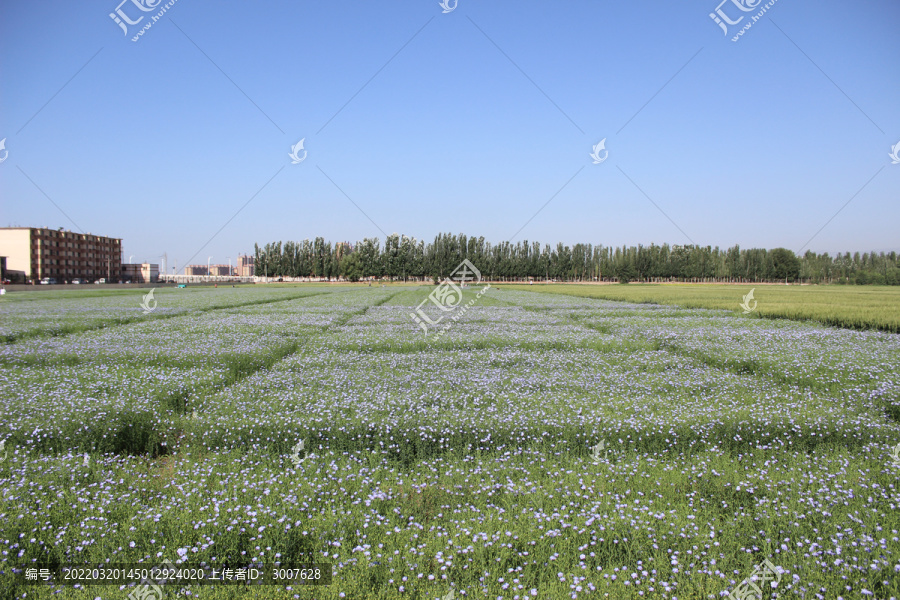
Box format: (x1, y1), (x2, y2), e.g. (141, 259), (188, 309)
(254, 234), (900, 285)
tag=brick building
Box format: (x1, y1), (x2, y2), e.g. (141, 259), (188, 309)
(0, 227), (122, 283)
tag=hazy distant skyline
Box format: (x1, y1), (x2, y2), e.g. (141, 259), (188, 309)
(1, 1), (898, 270)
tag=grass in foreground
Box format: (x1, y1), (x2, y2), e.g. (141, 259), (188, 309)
(2, 287), (899, 599)
(5, 442), (900, 600)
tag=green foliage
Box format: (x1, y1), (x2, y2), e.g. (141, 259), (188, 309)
(769, 247), (801, 281)
(340, 252), (362, 282)
(617, 264), (637, 283)
(254, 235), (900, 285)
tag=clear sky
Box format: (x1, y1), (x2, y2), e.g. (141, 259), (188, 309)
(1, 0), (898, 271)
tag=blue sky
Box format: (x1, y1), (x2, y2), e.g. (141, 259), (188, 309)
(1, 0), (898, 271)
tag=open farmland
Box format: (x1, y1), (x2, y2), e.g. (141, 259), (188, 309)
(1, 286), (899, 599)
(500, 284), (900, 334)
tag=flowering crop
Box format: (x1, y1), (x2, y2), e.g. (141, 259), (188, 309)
(1, 287), (898, 599)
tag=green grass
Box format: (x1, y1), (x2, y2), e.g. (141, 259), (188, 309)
(2, 287), (899, 599)
(498, 283), (900, 333)
(6, 444), (899, 599)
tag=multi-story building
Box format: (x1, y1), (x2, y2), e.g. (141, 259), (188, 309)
(121, 263), (159, 283)
(184, 264), (237, 277)
(0, 227), (122, 283)
(184, 265), (208, 276)
(0, 256), (13, 283)
(237, 254), (254, 277)
(208, 264), (233, 277)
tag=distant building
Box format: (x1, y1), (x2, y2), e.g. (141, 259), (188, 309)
(184, 265), (208, 276)
(0, 256), (20, 283)
(184, 264), (238, 277)
(237, 254), (254, 277)
(208, 264), (232, 277)
(0, 227), (122, 283)
(121, 263), (159, 283)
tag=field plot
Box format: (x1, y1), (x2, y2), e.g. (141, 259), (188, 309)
(0, 286), (339, 343)
(1, 286), (899, 599)
(502, 284), (900, 333)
